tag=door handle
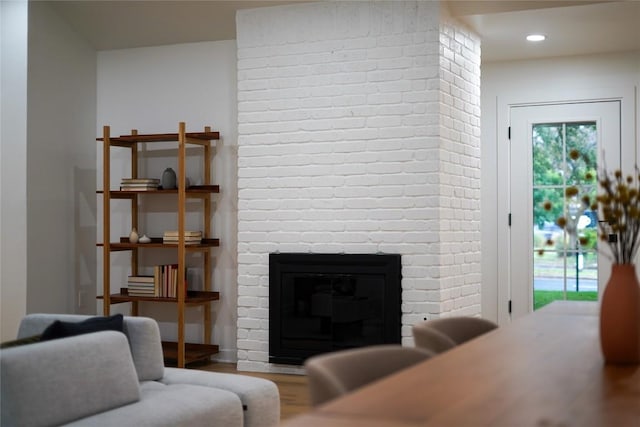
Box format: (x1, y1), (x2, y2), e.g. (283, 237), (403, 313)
(599, 220), (617, 243)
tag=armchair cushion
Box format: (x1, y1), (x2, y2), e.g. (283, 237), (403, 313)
(162, 367), (280, 427)
(17, 313), (165, 381)
(63, 382), (243, 427)
(1, 331), (140, 427)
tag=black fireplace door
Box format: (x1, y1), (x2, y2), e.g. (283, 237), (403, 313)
(269, 253), (401, 365)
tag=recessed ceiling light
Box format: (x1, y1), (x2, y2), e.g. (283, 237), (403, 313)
(526, 34), (546, 42)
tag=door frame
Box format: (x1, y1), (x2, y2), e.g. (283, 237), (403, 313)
(494, 85), (637, 325)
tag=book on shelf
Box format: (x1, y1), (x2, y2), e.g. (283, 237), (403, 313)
(163, 230), (202, 244)
(120, 178), (161, 191)
(121, 178), (160, 184)
(127, 275), (155, 283)
(120, 185), (160, 191)
(162, 238), (202, 245)
(127, 286), (156, 296)
(127, 282), (154, 288)
(128, 289), (155, 294)
(128, 274), (159, 296)
(128, 290), (156, 296)
(163, 230), (202, 237)
(152, 264), (184, 298)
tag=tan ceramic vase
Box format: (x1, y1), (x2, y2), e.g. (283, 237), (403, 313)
(599, 264), (640, 364)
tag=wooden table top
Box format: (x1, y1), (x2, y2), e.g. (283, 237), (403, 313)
(283, 301), (640, 426)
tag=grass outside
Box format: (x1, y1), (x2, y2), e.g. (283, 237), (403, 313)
(534, 290), (598, 310)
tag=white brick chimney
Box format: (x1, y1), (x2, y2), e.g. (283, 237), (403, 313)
(236, 1), (481, 373)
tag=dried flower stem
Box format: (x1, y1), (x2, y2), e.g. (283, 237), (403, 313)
(596, 165), (640, 264)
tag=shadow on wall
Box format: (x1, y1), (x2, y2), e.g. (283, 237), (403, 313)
(75, 166), (97, 314)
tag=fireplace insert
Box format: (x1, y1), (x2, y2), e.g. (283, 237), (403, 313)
(269, 253), (401, 365)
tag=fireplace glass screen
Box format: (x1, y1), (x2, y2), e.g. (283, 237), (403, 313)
(269, 253), (401, 365)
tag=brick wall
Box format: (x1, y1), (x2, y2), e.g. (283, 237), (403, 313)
(236, 1), (481, 373)
(436, 13), (482, 315)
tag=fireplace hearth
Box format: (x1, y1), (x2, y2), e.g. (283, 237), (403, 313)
(269, 253), (401, 365)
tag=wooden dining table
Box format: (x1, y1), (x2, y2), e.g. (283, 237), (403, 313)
(282, 301), (640, 426)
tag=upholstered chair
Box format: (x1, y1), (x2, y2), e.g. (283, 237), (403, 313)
(304, 345), (434, 407)
(412, 317), (498, 354)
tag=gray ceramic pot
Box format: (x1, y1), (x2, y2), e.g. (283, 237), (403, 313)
(161, 167), (176, 189)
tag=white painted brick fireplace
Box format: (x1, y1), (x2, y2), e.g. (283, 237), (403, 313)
(236, 1), (481, 373)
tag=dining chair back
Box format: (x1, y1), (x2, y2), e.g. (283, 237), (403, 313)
(412, 317), (498, 354)
(304, 345), (434, 407)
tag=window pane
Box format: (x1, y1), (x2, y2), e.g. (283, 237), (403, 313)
(566, 123), (597, 185)
(533, 188), (564, 233)
(564, 253), (597, 293)
(533, 124), (564, 186)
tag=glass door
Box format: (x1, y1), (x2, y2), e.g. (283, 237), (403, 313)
(509, 101), (621, 319)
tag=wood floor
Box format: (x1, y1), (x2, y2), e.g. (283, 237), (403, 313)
(195, 361), (311, 421)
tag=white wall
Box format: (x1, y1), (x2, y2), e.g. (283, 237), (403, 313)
(480, 51), (640, 323)
(26, 1), (97, 315)
(0, 1), (95, 339)
(0, 0), (28, 341)
(236, 1), (481, 373)
(96, 40), (239, 361)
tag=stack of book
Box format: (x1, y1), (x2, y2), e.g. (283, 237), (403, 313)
(127, 275), (158, 297)
(163, 230), (202, 245)
(120, 178), (160, 191)
(154, 264), (180, 298)
(127, 265), (184, 298)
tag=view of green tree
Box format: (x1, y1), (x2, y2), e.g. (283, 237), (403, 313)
(565, 123), (597, 185)
(533, 188), (563, 230)
(531, 122), (597, 231)
(533, 124), (563, 187)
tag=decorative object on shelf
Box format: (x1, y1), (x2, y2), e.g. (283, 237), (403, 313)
(129, 227), (139, 244)
(542, 153), (640, 364)
(161, 167), (177, 189)
(138, 234), (151, 244)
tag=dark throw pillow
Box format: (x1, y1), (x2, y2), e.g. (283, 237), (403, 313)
(40, 314), (124, 341)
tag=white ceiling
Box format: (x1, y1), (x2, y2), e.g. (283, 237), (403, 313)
(47, 0), (640, 62)
(453, 0), (640, 62)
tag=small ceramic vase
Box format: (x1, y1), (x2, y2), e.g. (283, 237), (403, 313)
(139, 234), (151, 244)
(129, 227), (139, 243)
(162, 167), (177, 189)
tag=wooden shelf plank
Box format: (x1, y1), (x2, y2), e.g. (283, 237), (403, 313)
(98, 186), (220, 196)
(98, 290), (220, 304)
(97, 190), (136, 199)
(102, 185), (220, 196)
(97, 131), (219, 145)
(107, 237), (219, 251)
(162, 341), (219, 365)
